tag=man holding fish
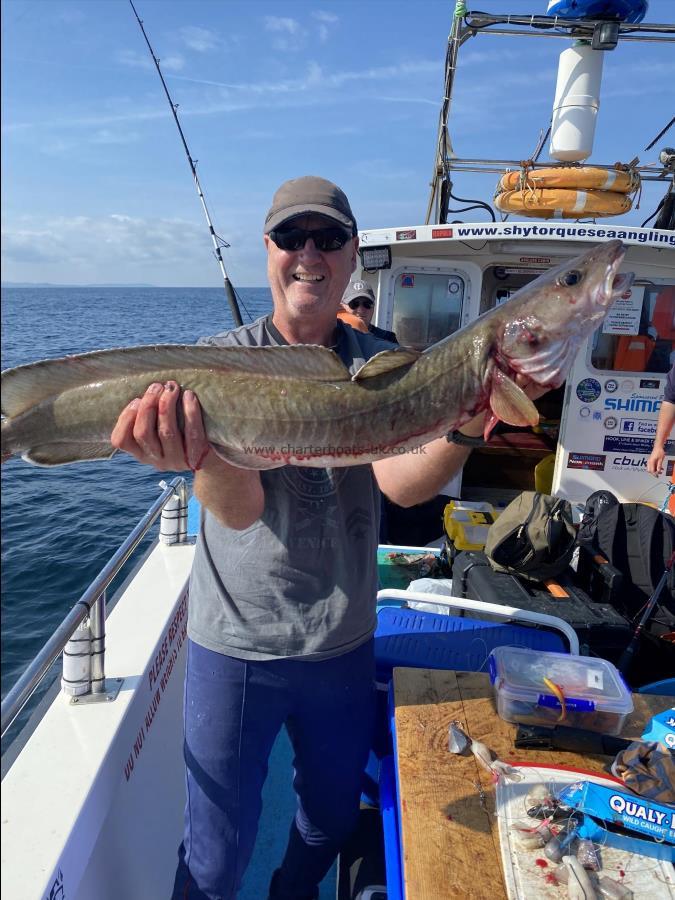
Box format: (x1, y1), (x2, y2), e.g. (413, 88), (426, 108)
(2, 176), (633, 900)
(115, 176), (503, 900)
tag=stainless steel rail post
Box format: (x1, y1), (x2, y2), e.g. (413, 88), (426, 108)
(90, 590), (106, 694)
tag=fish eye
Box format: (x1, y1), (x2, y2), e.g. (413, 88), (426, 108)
(558, 269), (583, 287)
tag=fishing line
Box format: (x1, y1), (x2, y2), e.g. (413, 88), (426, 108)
(128, 1), (247, 327)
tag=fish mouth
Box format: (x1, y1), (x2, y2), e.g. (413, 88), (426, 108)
(607, 271), (634, 301)
(599, 240), (634, 305)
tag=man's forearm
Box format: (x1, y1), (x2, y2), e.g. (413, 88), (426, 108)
(653, 400), (675, 450)
(194, 453), (264, 529)
(373, 414), (485, 507)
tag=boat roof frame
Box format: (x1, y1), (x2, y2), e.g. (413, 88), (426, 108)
(426, 5), (675, 225)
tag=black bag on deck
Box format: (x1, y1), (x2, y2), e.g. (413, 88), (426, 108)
(578, 501), (675, 630)
(577, 489), (619, 550)
(484, 491), (576, 582)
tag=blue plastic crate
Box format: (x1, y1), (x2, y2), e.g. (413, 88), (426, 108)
(374, 606), (566, 681)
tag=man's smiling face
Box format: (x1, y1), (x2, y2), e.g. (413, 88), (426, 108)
(265, 214), (358, 329)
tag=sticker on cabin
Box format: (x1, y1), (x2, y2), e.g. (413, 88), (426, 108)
(579, 407), (591, 419)
(602, 434), (675, 456)
(396, 229), (416, 241)
(640, 378), (661, 390)
(609, 455), (648, 472)
(576, 378), (601, 403)
(603, 416), (618, 430)
(620, 418), (657, 435)
(432, 227), (453, 238)
(602, 286), (645, 335)
(567, 452), (606, 471)
(667, 460), (674, 477)
(400, 274), (415, 288)
(500, 266), (548, 276)
(604, 379), (618, 393)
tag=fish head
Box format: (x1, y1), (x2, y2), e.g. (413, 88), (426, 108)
(495, 239), (633, 389)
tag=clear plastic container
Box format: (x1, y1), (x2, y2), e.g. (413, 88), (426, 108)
(488, 646), (634, 735)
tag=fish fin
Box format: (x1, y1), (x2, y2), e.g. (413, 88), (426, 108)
(1, 344), (351, 418)
(22, 442), (117, 466)
(352, 348), (420, 381)
(210, 443), (286, 470)
(483, 413), (500, 441)
(489, 369), (540, 427)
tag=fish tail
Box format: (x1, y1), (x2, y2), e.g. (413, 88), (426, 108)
(543, 676), (567, 722)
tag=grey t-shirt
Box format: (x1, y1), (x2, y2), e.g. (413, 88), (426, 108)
(187, 315), (396, 660)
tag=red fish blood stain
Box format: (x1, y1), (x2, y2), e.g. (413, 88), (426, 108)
(535, 858), (548, 869)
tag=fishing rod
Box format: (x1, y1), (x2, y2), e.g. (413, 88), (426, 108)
(129, 0), (244, 327)
(617, 549), (675, 678)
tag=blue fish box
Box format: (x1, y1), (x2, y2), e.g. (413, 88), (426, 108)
(560, 780), (675, 862)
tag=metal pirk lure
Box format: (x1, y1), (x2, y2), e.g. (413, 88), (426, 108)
(1, 241), (632, 468)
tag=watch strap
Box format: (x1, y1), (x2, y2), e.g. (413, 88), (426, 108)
(446, 429), (486, 447)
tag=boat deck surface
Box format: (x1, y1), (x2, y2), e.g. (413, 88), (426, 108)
(392, 668), (673, 900)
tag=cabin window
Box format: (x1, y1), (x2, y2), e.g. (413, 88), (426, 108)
(391, 272), (464, 350)
(590, 282), (675, 374)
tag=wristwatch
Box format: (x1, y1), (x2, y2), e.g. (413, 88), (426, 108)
(446, 429), (486, 447)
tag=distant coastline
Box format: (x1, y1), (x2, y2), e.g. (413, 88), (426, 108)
(2, 282), (157, 288)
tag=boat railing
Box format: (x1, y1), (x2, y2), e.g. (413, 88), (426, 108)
(0, 476), (189, 739)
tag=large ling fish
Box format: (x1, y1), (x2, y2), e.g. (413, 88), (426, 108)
(2, 240), (632, 469)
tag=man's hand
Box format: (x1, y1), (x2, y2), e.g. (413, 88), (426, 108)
(110, 381), (210, 472)
(647, 445), (666, 477)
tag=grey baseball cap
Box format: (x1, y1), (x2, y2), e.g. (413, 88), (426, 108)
(264, 176), (357, 234)
(342, 281), (375, 304)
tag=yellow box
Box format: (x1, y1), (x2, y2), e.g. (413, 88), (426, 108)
(443, 501), (499, 551)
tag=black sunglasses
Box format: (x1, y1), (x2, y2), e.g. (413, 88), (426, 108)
(346, 298), (374, 310)
(268, 226), (352, 252)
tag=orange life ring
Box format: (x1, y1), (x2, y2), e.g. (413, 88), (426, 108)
(494, 188), (632, 219)
(498, 166), (636, 194)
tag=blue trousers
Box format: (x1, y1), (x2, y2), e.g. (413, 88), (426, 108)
(171, 638), (376, 899)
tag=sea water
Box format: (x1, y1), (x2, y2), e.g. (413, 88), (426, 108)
(1, 286), (273, 727)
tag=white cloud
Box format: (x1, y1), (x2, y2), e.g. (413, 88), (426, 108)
(116, 49), (152, 70)
(90, 129), (140, 145)
(179, 26), (220, 53)
(1, 213), (273, 286)
(313, 11), (339, 24)
(160, 55), (186, 73)
(312, 10), (339, 43)
(3, 59), (445, 136)
(2, 215), (215, 280)
(264, 16), (301, 35)
(264, 16), (306, 51)
(116, 48), (184, 73)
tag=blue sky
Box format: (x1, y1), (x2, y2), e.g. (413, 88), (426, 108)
(2, 0), (674, 286)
